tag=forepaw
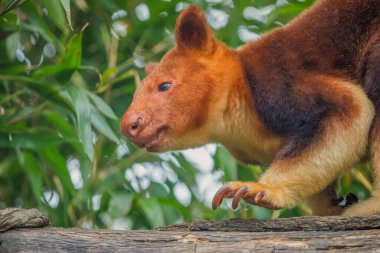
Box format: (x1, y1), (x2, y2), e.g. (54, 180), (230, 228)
(212, 182), (281, 210)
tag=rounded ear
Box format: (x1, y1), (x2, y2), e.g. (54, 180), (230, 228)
(145, 62), (159, 75)
(175, 5), (216, 52)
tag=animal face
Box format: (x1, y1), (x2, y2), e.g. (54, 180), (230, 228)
(121, 5), (235, 152)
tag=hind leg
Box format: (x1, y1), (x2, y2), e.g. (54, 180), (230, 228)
(310, 181), (359, 216)
(310, 182), (343, 216)
(344, 117), (380, 216)
(344, 33), (380, 216)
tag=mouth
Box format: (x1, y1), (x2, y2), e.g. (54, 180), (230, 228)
(139, 125), (169, 152)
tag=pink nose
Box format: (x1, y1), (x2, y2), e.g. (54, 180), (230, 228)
(121, 113), (144, 139)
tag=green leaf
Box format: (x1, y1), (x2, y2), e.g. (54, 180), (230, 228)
(20, 1), (63, 51)
(0, 11), (18, 31)
(137, 197), (165, 228)
(167, 160), (194, 190)
(0, 74), (72, 109)
(161, 204), (183, 225)
(32, 66), (77, 84)
(90, 105), (120, 144)
(86, 91), (117, 120)
(42, 147), (76, 196)
(5, 32), (19, 60)
(58, 33), (82, 68)
(33, 32), (82, 81)
(0, 132), (64, 149)
(148, 182), (169, 198)
(0, 65), (28, 75)
(22, 151), (43, 205)
(0, 0), (28, 16)
(214, 146), (237, 181)
(108, 192), (134, 218)
(40, 0), (68, 33)
(252, 206), (273, 220)
(170, 153), (198, 189)
(60, 0), (72, 30)
(43, 110), (76, 139)
(67, 85), (94, 161)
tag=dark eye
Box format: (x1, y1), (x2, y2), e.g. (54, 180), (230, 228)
(158, 82), (171, 92)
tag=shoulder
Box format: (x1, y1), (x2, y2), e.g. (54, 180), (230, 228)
(241, 63), (334, 137)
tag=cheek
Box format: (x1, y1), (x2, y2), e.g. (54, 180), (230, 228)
(128, 92), (167, 124)
(167, 85), (212, 131)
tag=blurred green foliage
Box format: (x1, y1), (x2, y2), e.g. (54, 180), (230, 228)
(0, 0), (373, 229)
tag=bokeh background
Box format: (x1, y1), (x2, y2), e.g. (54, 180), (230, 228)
(0, 0), (373, 229)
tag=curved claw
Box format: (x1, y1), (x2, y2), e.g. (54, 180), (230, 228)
(232, 186), (249, 210)
(212, 186), (231, 210)
(255, 190), (266, 203)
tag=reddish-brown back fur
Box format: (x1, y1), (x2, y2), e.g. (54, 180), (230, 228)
(239, 0), (380, 159)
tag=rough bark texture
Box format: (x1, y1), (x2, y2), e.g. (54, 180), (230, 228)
(159, 215), (380, 232)
(0, 208), (49, 233)
(1, 227), (380, 252)
(1, 208), (380, 252)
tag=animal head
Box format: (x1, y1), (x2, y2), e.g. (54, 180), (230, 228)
(121, 5), (247, 152)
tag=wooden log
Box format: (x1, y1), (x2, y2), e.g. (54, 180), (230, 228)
(1, 227), (380, 252)
(159, 215), (380, 232)
(2, 209), (380, 252)
(0, 208), (49, 233)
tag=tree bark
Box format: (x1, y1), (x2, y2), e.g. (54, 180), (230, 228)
(0, 208), (49, 233)
(159, 215), (380, 232)
(1, 227), (380, 252)
(1, 209), (380, 252)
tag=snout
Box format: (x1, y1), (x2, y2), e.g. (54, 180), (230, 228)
(121, 110), (169, 152)
(121, 112), (145, 140)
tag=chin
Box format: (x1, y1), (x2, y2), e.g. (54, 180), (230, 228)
(136, 132), (206, 153)
(145, 145), (165, 153)
(144, 141), (181, 153)
(144, 136), (172, 153)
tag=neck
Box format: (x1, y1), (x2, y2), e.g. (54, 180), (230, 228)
(210, 48), (283, 164)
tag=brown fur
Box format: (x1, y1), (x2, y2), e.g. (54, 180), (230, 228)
(121, 1), (380, 216)
(310, 182), (344, 216)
